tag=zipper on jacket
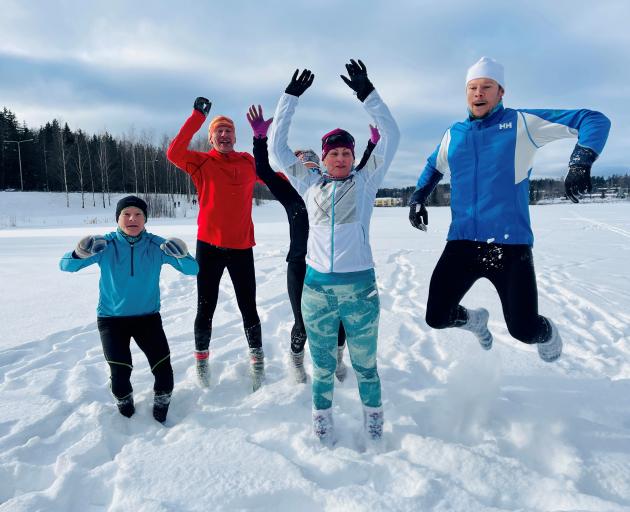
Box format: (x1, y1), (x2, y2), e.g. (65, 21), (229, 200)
(471, 125), (480, 239)
(130, 243), (135, 276)
(330, 181), (337, 272)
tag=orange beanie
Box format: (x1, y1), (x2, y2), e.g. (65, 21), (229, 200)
(208, 115), (235, 135)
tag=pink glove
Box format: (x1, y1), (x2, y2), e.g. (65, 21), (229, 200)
(369, 124), (380, 144)
(247, 105), (273, 139)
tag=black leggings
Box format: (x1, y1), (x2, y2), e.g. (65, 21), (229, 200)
(425, 241), (550, 344)
(194, 240), (260, 351)
(97, 313), (173, 399)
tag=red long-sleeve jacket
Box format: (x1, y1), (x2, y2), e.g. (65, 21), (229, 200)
(167, 110), (260, 249)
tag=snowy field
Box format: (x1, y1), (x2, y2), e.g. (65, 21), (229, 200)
(1, 191), (629, 512)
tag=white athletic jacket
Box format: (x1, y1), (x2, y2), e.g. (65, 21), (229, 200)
(270, 90), (400, 273)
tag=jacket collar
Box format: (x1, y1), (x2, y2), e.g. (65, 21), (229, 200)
(116, 227), (146, 244)
(209, 148), (237, 159)
(320, 168), (357, 186)
(467, 101), (505, 126)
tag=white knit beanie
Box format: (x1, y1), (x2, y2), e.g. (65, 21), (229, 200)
(466, 56), (505, 89)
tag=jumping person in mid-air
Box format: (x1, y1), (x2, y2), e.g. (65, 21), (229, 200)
(167, 100), (266, 391)
(270, 60), (400, 445)
(247, 103), (380, 385)
(409, 56), (610, 362)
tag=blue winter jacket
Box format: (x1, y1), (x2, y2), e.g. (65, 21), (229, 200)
(59, 231), (199, 317)
(414, 104), (610, 246)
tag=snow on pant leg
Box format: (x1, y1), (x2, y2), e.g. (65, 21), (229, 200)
(132, 313), (174, 394)
(425, 241), (481, 329)
(97, 317), (133, 400)
(338, 278), (382, 408)
(226, 247), (261, 343)
(487, 245), (551, 344)
(287, 260), (307, 352)
(194, 240), (227, 351)
(302, 283), (340, 410)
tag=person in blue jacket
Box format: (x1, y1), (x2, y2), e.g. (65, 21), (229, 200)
(409, 57), (610, 362)
(59, 196), (199, 422)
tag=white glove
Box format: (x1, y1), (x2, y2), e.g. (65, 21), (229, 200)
(160, 237), (188, 258)
(75, 235), (108, 259)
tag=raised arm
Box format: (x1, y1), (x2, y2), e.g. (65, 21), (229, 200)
(166, 97), (212, 177)
(247, 104), (300, 202)
(269, 70), (320, 193)
(341, 59), (400, 189)
(355, 124), (381, 172)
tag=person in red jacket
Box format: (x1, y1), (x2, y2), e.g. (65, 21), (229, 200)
(167, 97), (264, 392)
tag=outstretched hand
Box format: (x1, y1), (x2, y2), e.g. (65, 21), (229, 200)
(340, 59), (375, 102)
(246, 105), (273, 139)
(193, 97), (212, 116)
(285, 69), (315, 97)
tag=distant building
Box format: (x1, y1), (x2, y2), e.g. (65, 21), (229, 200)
(374, 197), (402, 207)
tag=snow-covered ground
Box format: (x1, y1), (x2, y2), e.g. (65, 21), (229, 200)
(1, 192), (629, 512)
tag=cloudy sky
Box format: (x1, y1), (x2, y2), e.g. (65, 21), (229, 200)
(1, 0), (627, 186)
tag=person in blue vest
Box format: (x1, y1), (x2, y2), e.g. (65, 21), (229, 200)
(409, 57), (610, 362)
(59, 195), (199, 422)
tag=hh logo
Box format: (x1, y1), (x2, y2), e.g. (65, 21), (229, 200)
(499, 122), (513, 130)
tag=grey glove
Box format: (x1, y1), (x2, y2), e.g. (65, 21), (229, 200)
(160, 237), (188, 258)
(75, 235), (108, 259)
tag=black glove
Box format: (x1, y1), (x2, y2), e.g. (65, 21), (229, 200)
(285, 69), (314, 97)
(409, 202), (428, 231)
(565, 145), (597, 203)
(340, 59), (375, 102)
(193, 97), (212, 116)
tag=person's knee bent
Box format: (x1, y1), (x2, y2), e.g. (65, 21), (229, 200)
(506, 317), (547, 344)
(425, 308), (452, 329)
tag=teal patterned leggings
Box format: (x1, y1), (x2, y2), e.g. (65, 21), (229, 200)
(302, 277), (381, 410)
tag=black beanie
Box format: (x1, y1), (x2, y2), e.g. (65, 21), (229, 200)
(116, 195), (148, 221)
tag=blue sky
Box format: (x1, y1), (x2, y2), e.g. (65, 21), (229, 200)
(1, 0), (627, 186)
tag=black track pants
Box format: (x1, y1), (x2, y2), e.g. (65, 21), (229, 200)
(194, 240), (260, 351)
(425, 241), (550, 344)
(97, 313), (173, 399)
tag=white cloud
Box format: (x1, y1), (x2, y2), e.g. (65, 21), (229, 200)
(1, 0), (627, 186)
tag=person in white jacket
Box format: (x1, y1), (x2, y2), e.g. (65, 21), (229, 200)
(270, 60), (400, 446)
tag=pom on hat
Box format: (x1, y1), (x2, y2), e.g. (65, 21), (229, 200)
(466, 56), (505, 89)
(116, 195), (148, 221)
